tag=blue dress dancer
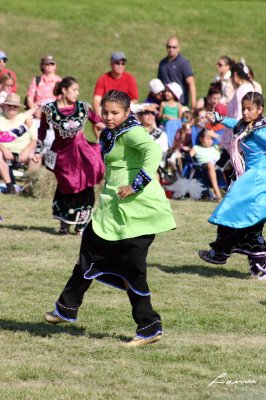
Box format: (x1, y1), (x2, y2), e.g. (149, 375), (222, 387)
(198, 92), (266, 280)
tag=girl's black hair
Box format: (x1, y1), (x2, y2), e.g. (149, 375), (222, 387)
(242, 91), (264, 109)
(53, 76), (78, 96)
(207, 86), (222, 97)
(196, 128), (208, 145)
(231, 63), (253, 85)
(100, 90), (130, 110)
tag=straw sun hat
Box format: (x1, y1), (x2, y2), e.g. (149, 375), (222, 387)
(3, 93), (24, 107)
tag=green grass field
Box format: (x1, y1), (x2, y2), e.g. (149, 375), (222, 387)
(0, 1), (266, 399)
(0, 0), (265, 103)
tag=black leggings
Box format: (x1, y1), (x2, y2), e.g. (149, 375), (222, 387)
(210, 222), (265, 255)
(55, 226), (162, 338)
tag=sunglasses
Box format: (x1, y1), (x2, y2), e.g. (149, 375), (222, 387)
(0, 58), (7, 62)
(114, 61), (126, 66)
(167, 45), (177, 49)
(142, 111), (155, 115)
(6, 104), (19, 109)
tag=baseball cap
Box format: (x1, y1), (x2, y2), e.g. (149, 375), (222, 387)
(149, 79), (165, 95)
(41, 55), (56, 65)
(0, 50), (8, 61)
(111, 52), (127, 62)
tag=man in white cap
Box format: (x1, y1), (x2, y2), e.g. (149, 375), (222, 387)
(157, 37), (196, 110)
(0, 50), (17, 93)
(93, 52), (139, 116)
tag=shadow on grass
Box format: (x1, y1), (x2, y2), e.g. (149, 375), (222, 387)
(149, 263), (249, 279)
(0, 224), (58, 235)
(0, 319), (85, 337)
(0, 319), (131, 342)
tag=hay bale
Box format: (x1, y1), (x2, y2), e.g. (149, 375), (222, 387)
(22, 167), (57, 198)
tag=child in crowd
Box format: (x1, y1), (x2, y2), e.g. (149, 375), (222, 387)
(198, 92), (266, 280)
(190, 128), (222, 201)
(194, 107), (224, 146)
(44, 90), (176, 346)
(166, 110), (193, 175)
(159, 82), (183, 126)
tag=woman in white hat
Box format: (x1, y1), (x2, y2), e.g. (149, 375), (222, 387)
(144, 78), (165, 107)
(0, 93), (40, 193)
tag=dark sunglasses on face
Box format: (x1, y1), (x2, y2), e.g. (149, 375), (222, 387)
(140, 111), (155, 116)
(0, 58), (7, 62)
(167, 45), (177, 49)
(6, 104), (19, 109)
(114, 61), (126, 66)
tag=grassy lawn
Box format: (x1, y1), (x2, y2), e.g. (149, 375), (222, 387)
(0, 195), (265, 400)
(0, 0), (265, 103)
(0, 1), (266, 399)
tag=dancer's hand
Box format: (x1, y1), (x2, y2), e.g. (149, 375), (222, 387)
(206, 112), (215, 123)
(117, 185), (134, 199)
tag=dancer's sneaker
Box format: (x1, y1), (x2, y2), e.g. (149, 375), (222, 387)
(198, 249), (228, 265)
(248, 255), (266, 280)
(124, 333), (162, 347)
(44, 311), (68, 324)
(258, 272), (266, 281)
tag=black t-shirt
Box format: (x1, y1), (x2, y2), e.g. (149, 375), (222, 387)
(158, 54), (194, 106)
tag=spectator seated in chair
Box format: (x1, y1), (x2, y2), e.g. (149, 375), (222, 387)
(189, 128), (222, 201)
(0, 93), (41, 194)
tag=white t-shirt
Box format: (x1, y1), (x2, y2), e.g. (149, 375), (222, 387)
(0, 112), (37, 153)
(193, 145), (220, 165)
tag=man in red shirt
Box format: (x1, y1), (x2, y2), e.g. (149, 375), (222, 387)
(93, 52), (139, 116)
(0, 51), (17, 93)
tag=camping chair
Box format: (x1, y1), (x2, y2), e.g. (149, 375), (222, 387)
(182, 154), (230, 199)
(7, 153), (28, 191)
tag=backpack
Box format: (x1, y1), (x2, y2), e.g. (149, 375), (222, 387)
(24, 76), (41, 110)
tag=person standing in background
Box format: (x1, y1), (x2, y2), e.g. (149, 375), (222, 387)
(93, 52), (139, 116)
(26, 55), (61, 151)
(214, 56), (235, 104)
(26, 55), (61, 120)
(158, 37), (196, 110)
